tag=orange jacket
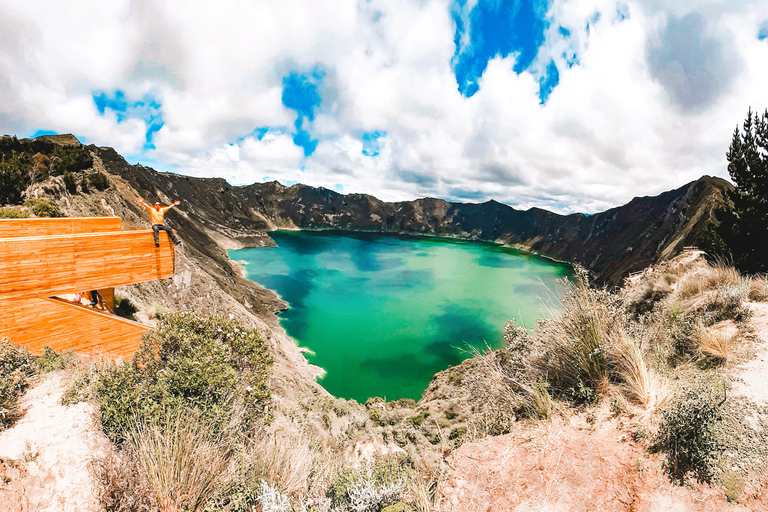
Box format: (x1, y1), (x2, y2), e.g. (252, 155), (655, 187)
(141, 203), (173, 225)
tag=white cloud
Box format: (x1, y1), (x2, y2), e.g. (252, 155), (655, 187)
(1, 0), (768, 213)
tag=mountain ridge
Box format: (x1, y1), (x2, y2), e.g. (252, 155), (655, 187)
(91, 143), (729, 286)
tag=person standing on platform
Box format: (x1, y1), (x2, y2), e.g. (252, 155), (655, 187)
(137, 197), (182, 247)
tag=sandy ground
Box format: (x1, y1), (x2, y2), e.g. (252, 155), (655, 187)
(733, 302), (768, 406)
(438, 413), (768, 512)
(437, 299), (768, 512)
(0, 371), (110, 512)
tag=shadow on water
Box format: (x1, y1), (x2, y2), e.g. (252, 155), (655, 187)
(476, 251), (526, 269)
(428, 304), (496, 363)
(379, 269), (435, 290)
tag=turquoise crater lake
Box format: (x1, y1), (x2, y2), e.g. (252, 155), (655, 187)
(230, 231), (572, 402)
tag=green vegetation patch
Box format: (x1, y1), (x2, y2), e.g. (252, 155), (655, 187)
(34, 345), (73, 373)
(51, 145), (93, 176)
(97, 313), (273, 444)
(0, 206), (29, 218)
(327, 455), (412, 510)
(23, 198), (62, 218)
(88, 171), (109, 190)
(0, 341), (35, 430)
(0, 154), (26, 205)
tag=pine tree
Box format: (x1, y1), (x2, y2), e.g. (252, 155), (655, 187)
(706, 108), (768, 272)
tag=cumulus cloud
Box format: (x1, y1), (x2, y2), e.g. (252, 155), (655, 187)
(1, 0), (768, 213)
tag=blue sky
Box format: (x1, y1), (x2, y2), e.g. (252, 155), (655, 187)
(1, 0), (767, 213)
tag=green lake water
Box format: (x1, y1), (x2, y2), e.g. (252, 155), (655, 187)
(230, 231), (571, 402)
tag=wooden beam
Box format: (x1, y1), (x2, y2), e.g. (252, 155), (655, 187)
(0, 297), (149, 360)
(0, 217), (122, 237)
(0, 230), (175, 300)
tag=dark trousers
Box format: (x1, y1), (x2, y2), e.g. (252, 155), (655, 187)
(152, 224), (180, 245)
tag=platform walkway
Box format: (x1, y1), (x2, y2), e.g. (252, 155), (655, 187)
(0, 217), (175, 359)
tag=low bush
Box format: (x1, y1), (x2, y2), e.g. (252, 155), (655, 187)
(63, 171), (77, 194)
(114, 296), (137, 320)
(89, 171), (109, 190)
(655, 380), (726, 481)
(51, 145), (92, 176)
(0, 340), (35, 430)
(0, 206), (28, 218)
(97, 313), (273, 444)
(217, 429), (316, 509)
(23, 198), (62, 218)
(34, 345), (72, 373)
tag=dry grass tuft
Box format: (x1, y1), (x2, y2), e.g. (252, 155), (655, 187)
(532, 268), (622, 400)
(612, 333), (671, 413)
(92, 450), (157, 512)
(749, 276), (768, 302)
(231, 426), (316, 497)
(129, 410), (231, 512)
(696, 325), (733, 363)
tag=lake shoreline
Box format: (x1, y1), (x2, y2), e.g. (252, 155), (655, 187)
(229, 229), (572, 402)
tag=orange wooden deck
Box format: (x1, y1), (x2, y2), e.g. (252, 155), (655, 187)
(0, 229), (175, 300)
(0, 298), (150, 360)
(0, 216), (122, 237)
(0, 217), (175, 359)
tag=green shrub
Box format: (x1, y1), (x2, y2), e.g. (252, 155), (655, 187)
(79, 176), (89, 193)
(88, 171), (109, 190)
(0, 155), (26, 205)
(97, 313), (273, 444)
(0, 340), (35, 430)
(34, 345), (72, 373)
(0, 206), (29, 218)
(63, 171), (77, 194)
(405, 411), (429, 428)
(51, 145), (92, 175)
(448, 426), (467, 448)
(655, 382), (726, 481)
(23, 198), (62, 218)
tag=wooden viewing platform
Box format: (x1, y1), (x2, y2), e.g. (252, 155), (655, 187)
(0, 217), (175, 359)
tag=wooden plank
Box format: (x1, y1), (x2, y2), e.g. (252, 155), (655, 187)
(0, 297), (149, 360)
(0, 217), (121, 237)
(96, 288), (115, 313)
(0, 230), (174, 300)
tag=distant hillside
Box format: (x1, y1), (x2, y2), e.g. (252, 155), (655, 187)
(92, 145), (731, 286)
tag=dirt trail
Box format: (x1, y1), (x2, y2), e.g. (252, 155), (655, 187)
(733, 302), (768, 406)
(0, 371), (110, 512)
(438, 414), (763, 512)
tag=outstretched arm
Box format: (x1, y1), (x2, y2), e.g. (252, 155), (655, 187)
(137, 197), (150, 209)
(167, 200), (181, 210)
